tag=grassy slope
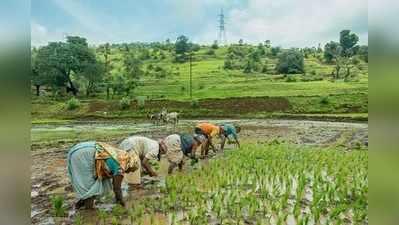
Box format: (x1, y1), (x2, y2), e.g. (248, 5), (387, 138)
(32, 46), (368, 121)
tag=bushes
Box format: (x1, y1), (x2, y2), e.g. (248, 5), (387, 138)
(276, 49), (305, 74)
(119, 97), (131, 110)
(191, 100), (200, 108)
(285, 75), (298, 82)
(319, 95), (330, 105)
(65, 97), (80, 110)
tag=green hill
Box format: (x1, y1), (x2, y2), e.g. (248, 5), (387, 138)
(32, 43), (368, 122)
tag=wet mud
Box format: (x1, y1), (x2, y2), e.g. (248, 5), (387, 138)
(31, 119), (367, 224)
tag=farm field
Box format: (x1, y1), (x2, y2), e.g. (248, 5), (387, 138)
(31, 119), (368, 225)
(31, 47), (368, 122)
(30, 2), (369, 225)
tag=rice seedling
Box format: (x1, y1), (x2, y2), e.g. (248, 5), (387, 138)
(73, 213), (84, 225)
(50, 195), (66, 217)
(94, 143), (367, 224)
(97, 209), (108, 225)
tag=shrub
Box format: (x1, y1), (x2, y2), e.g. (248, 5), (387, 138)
(319, 96), (330, 105)
(276, 49), (305, 74)
(285, 75), (297, 82)
(50, 195), (66, 217)
(262, 64), (268, 73)
(66, 97), (80, 110)
(191, 100), (200, 108)
(206, 49), (215, 55)
(119, 97), (131, 110)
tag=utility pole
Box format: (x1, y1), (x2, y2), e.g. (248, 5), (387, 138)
(189, 52), (193, 99)
(218, 8), (227, 45)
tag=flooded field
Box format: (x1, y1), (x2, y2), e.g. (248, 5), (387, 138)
(31, 119), (368, 224)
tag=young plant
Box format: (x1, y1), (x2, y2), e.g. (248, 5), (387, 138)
(74, 213), (84, 225)
(50, 195), (66, 217)
(97, 209), (108, 225)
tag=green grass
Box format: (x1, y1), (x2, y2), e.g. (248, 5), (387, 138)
(32, 46), (368, 120)
(97, 46), (368, 101)
(135, 57), (368, 101)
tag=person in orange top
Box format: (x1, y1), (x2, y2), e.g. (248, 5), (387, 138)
(194, 122), (224, 156)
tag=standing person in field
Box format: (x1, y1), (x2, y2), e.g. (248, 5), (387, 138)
(118, 136), (167, 178)
(160, 133), (206, 174)
(194, 122), (224, 156)
(67, 141), (140, 209)
(220, 123), (241, 150)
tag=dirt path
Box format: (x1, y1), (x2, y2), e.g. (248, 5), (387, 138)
(31, 119), (368, 224)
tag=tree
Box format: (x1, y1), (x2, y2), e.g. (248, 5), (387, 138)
(257, 43), (266, 56)
(31, 47), (48, 96)
(175, 35), (190, 62)
(35, 36), (96, 96)
(340, 30), (359, 57)
(238, 39), (244, 46)
(358, 45), (368, 62)
(97, 43), (112, 99)
(276, 49), (305, 74)
(324, 41), (341, 63)
(264, 40), (271, 48)
(211, 40), (219, 49)
(324, 30), (360, 79)
(270, 47), (281, 56)
(122, 54), (143, 96)
(81, 61), (105, 96)
(224, 53), (235, 70)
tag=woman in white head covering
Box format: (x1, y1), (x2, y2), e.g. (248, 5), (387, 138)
(118, 136), (167, 179)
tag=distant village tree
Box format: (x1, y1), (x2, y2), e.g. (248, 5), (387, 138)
(34, 36), (97, 96)
(175, 35), (190, 63)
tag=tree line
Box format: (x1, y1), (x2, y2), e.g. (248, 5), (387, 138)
(223, 30), (367, 78)
(31, 30), (367, 98)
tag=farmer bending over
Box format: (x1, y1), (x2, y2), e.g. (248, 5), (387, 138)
(220, 123), (241, 150)
(194, 122), (223, 156)
(160, 133), (206, 174)
(119, 136), (167, 178)
(67, 141), (140, 209)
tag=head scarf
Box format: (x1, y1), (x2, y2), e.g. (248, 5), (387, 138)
(96, 142), (140, 175)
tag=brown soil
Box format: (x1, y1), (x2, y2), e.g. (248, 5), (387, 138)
(87, 96), (291, 113)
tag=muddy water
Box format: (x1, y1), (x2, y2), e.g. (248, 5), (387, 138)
(31, 119), (367, 224)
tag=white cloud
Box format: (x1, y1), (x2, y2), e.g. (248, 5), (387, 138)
(32, 0), (368, 47)
(31, 21), (54, 46)
(200, 0), (368, 47)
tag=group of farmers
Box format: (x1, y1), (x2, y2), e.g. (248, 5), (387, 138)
(67, 122), (241, 209)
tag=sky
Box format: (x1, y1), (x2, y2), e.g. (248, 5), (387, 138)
(31, 0), (368, 47)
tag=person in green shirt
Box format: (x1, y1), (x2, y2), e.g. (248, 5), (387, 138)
(220, 124), (241, 150)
